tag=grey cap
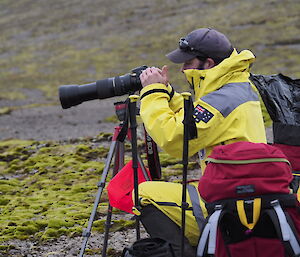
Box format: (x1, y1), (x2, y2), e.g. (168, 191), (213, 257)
(166, 28), (234, 63)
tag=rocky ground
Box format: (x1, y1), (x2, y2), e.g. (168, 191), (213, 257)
(0, 93), (153, 257)
(0, 93), (273, 257)
(4, 226), (148, 257)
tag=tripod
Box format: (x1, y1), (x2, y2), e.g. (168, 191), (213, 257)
(79, 97), (150, 257)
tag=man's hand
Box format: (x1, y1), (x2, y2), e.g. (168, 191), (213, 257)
(140, 65), (169, 87)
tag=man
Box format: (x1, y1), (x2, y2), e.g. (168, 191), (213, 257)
(139, 27), (266, 170)
(137, 28), (267, 256)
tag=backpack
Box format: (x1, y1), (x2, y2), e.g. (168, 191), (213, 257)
(197, 141), (300, 257)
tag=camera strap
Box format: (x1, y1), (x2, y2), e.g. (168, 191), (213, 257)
(143, 125), (162, 180)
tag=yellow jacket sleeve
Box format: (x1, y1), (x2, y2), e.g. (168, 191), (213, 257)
(140, 83), (224, 159)
(169, 89), (183, 113)
(140, 83), (185, 158)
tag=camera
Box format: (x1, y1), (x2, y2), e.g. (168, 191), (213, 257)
(59, 65), (147, 109)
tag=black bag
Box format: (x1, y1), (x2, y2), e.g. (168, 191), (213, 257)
(250, 73), (300, 192)
(250, 73), (300, 146)
(121, 238), (175, 257)
(250, 73), (300, 126)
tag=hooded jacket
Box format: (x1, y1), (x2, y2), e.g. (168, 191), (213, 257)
(140, 49), (267, 170)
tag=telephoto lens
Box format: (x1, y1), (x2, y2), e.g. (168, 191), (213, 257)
(59, 65), (147, 109)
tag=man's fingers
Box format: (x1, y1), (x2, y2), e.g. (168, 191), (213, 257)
(161, 65), (168, 77)
(140, 66), (168, 87)
(160, 65), (169, 85)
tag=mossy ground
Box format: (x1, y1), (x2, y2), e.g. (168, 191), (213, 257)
(0, 136), (108, 242)
(0, 134), (195, 246)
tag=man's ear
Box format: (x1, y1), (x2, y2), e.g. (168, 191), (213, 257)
(204, 58), (216, 69)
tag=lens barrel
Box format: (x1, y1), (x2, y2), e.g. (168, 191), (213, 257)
(58, 66), (147, 109)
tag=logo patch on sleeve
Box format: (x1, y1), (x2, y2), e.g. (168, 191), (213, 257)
(193, 104), (214, 123)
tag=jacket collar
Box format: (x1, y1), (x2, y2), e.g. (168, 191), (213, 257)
(183, 49), (256, 99)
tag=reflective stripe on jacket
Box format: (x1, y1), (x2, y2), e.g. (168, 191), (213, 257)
(140, 49), (267, 170)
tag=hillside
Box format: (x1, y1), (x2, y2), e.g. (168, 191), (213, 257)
(1, 0), (300, 102)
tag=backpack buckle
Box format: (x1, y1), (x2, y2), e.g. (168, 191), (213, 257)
(270, 199), (280, 207)
(214, 204), (222, 211)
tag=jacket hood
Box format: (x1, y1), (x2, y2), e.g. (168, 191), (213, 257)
(183, 49), (256, 99)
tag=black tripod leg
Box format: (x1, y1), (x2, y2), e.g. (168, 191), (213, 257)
(101, 141), (125, 257)
(137, 154), (150, 181)
(180, 92), (195, 257)
(101, 204), (113, 257)
(129, 95), (141, 240)
(79, 140), (117, 257)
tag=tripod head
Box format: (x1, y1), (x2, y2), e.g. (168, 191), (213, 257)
(114, 100), (140, 123)
(114, 101), (128, 123)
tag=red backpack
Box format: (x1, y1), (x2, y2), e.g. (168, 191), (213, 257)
(197, 142), (300, 257)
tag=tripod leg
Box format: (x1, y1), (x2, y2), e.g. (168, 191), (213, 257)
(128, 95), (141, 240)
(137, 154), (150, 181)
(79, 140), (117, 257)
(101, 141), (125, 257)
(101, 204), (113, 257)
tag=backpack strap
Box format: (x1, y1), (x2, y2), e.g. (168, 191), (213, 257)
(206, 194), (297, 214)
(236, 198), (261, 230)
(187, 184), (206, 232)
(197, 205), (223, 257)
(269, 200), (300, 256)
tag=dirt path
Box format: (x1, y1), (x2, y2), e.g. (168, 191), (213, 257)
(0, 93), (121, 141)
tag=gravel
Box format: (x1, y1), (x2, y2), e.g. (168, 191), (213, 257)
(0, 91), (273, 256)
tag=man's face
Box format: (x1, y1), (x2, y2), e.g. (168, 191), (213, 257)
(180, 57), (204, 72)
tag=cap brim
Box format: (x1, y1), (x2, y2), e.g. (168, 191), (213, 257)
(166, 49), (197, 63)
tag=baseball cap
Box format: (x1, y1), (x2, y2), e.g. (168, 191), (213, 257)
(166, 28), (234, 63)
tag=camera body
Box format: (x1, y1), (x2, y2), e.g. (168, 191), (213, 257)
(59, 65), (148, 109)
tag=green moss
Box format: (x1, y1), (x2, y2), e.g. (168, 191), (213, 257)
(47, 219), (75, 229)
(75, 144), (109, 161)
(85, 248), (102, 255)
(0, 198), (10, 206)
(92, 219), (135, 233)
(107, 248), (122, 257)
(110, 219), (136, 232)
(16, 225), (39, 235)
(68, 226), (83, 238)
(158, 152), (181, 167)
(0, 244), (16, 252)
(0, 137), (116, 242)
(0, 107), (12, 116)
(41, 228), (59, 239)
(96, 132), (113, 141)
(103, 115), (119, 123)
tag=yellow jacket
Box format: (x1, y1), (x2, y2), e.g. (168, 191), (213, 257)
(140, 49), (267, 170)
